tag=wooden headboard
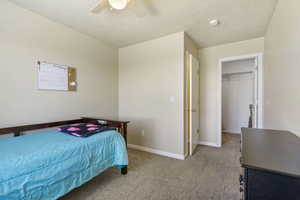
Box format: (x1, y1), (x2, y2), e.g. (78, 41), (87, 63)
(0, 117), (129, 145)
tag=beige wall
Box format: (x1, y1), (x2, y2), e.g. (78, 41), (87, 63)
(0, 0), (118, 127)
(198, 38), (264, 145)
(264, 0), (300, 135)
(119, 32), (185, 155)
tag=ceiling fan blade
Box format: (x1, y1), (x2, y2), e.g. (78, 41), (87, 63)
(91, 0), (108, 13)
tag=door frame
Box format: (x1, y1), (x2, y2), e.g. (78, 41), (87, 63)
(188, 53), (200, 156)
(218, 53), (264, 147)
(184, 50), (200, 157)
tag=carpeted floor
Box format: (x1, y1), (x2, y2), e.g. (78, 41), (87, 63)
(61, 133), (241, 200)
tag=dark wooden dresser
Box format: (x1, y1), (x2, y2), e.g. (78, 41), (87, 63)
(240, 128), (300, 200)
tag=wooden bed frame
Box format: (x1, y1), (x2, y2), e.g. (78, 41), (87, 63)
(0, 117), (129, 175)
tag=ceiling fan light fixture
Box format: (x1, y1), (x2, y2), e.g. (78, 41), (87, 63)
(209, 19), (220, 27)
(108, 0), (128, 10)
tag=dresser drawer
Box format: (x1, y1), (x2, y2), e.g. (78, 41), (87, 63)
(243, 168), (300, 200)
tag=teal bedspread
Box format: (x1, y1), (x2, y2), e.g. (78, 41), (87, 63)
(0, 130), (128, 200)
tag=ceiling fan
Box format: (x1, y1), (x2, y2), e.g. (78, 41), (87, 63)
(91, 0), (156, 17)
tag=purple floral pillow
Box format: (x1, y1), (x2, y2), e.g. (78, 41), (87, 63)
(58, 123), (116, 137)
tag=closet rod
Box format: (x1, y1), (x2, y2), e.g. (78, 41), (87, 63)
(222, 71), (253, 76)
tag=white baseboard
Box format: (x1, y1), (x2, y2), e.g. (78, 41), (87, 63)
(128, 144), (185, 160)
(198, 141), (221, 148)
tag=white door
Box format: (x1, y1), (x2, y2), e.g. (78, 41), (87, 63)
(189, 55), (200, 155)
(252, 57), (259, 128)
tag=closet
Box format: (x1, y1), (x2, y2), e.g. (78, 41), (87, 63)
(221, 58), (256, 134)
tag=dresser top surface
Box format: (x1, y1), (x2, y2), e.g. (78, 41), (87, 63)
(241, 128), (300, 177)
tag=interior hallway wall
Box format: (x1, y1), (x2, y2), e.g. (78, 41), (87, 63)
(119, 32), (185, 156)
(198, 37), (264, 146)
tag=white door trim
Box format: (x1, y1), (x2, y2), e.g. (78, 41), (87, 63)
(218, 53), (264, 147)
(180, 50), (188, 157)
(189, 54), (200, 155)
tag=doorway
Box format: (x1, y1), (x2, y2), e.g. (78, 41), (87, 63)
(185, 51), (200, 156)
(219, 54), (263, 146)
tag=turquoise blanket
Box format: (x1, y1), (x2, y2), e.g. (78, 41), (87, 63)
(0, 130), (128, 200)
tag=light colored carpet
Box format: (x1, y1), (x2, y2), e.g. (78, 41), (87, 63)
(61, 133), (241, 200)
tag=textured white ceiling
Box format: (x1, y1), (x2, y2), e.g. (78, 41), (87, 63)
(9, 0), (278, 48)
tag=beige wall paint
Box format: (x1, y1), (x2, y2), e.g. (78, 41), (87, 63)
(0, 0), (118, 127)
(264, 0), (300, 135)
(198, 38), (264, 145)
(119, 32), (185, 155)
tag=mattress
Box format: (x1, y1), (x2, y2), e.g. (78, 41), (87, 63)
(0, 130), (128, 200)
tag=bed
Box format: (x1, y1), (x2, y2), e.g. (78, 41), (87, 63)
(0, 117), (129, 200)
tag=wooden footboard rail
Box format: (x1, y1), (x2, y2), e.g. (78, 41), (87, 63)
(0, 117), (129, 175)
(81, 117), (129, 146)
